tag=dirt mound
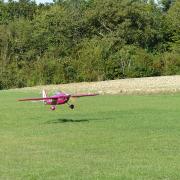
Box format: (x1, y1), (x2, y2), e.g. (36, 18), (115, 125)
(13, 75), (180, 95)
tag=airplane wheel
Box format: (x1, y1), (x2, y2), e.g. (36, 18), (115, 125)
(69, 104), (74, 109)
(51, 106), (56, 111)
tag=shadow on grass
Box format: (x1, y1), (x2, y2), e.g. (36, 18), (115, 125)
(45, 117), (111, 124)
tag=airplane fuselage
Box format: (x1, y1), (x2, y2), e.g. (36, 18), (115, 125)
(45, 93), (71, 105)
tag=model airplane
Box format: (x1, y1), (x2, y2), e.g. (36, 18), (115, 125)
(18, 90), (99, 110)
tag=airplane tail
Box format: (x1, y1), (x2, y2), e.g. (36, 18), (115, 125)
(42, 89), (48, 104)
(42, 89), (47, 98)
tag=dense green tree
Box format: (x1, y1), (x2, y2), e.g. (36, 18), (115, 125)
(160, 0), (175, 11)
(6, 0), (37, 20)
(0, 0), (179, 89)
(167, 0), (180, 52)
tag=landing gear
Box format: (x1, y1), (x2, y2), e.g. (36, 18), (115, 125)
(67, 102), (75, 109)
(69, 104), (74, 109)
(50, 106), (56, 111)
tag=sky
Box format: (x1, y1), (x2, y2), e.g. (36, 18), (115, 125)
(4, 0), (54, 4)
(35, 0), (159, 4)
(4, 0), (160, 5)
(35, 0), (53, 4)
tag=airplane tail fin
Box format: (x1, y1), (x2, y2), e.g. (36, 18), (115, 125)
(42, 89), (47, 98)
(42, 90), (48, 104)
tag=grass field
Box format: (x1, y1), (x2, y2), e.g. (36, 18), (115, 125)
(0, 90), (180, 179)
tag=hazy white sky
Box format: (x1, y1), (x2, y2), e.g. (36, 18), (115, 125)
(35, 0), (53, 4)
(35, 0), (159, 4)
(5, 0), (159, 5)
(4, 0), (54, 4)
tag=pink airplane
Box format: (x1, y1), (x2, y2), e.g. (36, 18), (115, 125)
(18, 90), (99, 110)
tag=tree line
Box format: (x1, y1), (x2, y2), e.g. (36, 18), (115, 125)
(0, 0), (179, 89)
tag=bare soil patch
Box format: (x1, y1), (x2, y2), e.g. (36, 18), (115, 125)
(12, 75), (180, 95)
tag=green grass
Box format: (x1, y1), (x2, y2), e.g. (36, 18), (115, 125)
(0, 90), (180, 179)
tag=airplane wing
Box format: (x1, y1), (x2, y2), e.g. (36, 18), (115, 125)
(71, 93), (99, 98)
(18, 94), (98, 101)
(18, 97), (59, 101)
